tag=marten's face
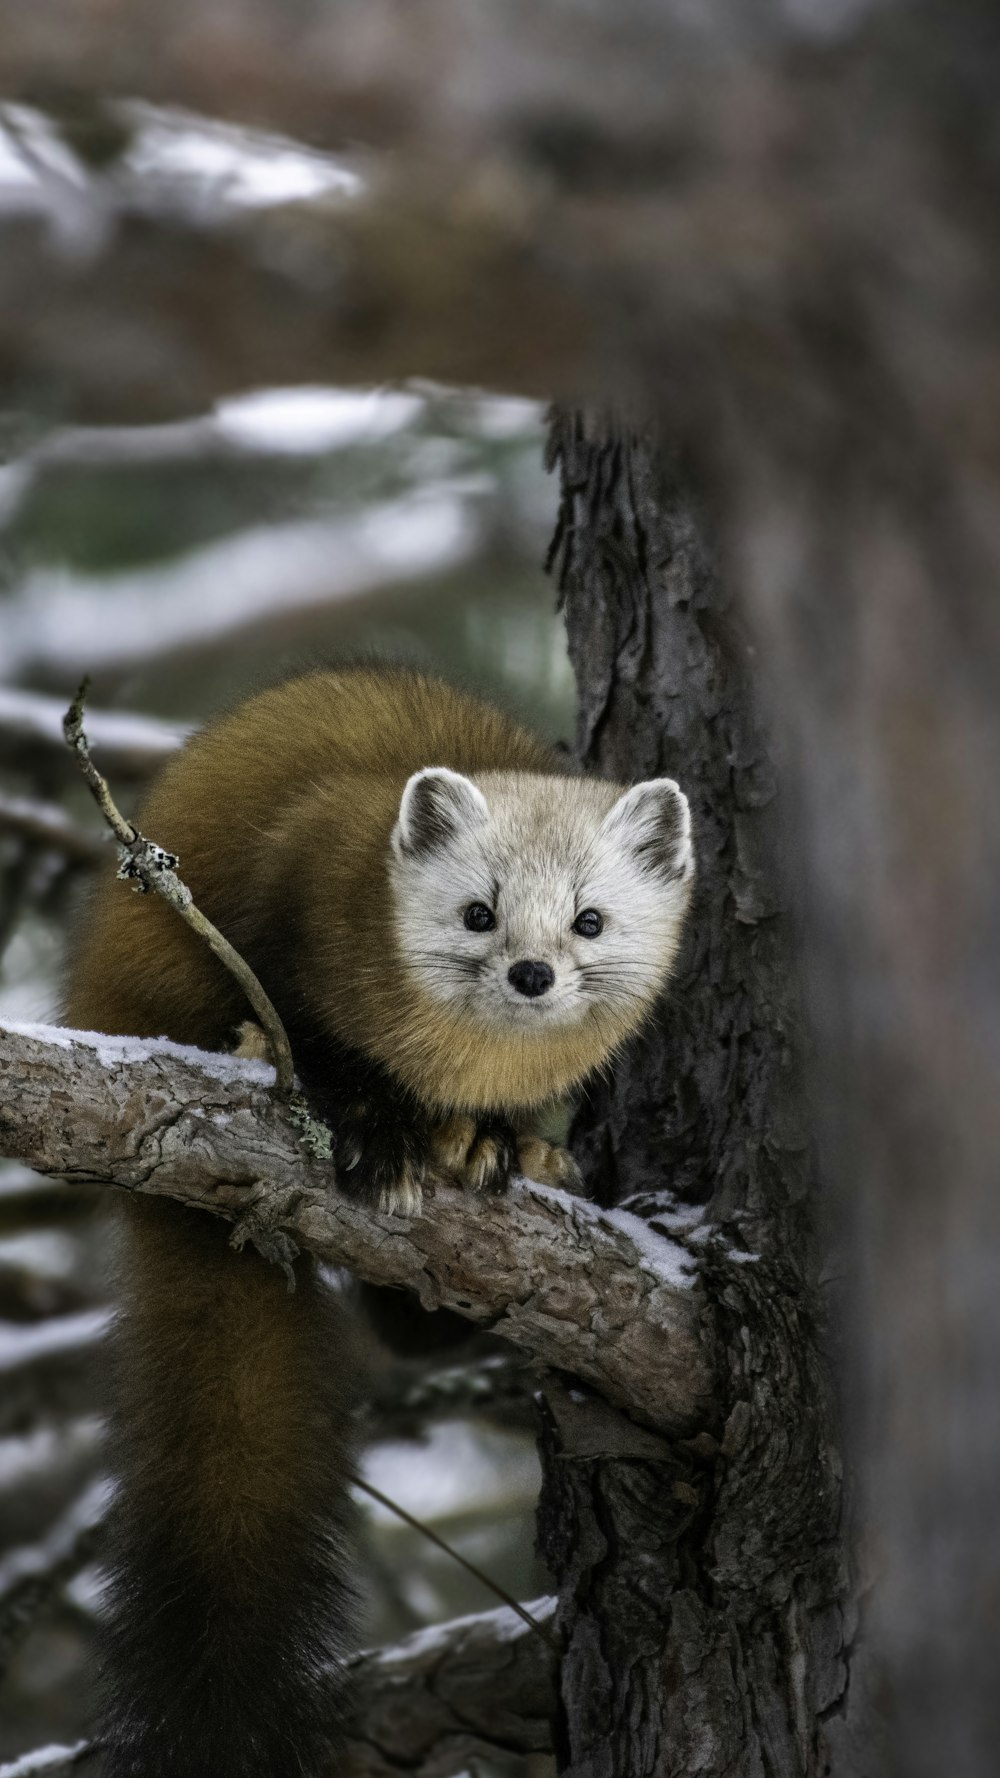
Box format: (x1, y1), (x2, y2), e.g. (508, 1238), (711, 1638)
(389, 769), (693, 1037)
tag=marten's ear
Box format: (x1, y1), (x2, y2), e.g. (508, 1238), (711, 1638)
(600, 779), (692, 882)
(394, 768), (489, 859)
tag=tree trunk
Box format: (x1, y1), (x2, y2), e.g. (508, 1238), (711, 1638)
(540, 411), (856, 1778)
(723, 392), (1000, 1778)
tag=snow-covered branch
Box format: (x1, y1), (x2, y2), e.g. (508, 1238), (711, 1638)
(0, 183), (584, 421)
(0, 2), (973, 442)
(0, 1481), (107, 1681)
(342, 1596), (558, 1777)
(0, 688), (187, 777)
(3, 492), (482, 683)
(0, 1311), (109, 1440)
(0, 1023), (713, 1436)
(0, 1596), (558, 1778)
(0, 791), (106, 864)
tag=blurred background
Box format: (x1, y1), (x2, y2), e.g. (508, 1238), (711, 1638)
(0, 104), (572, 1771)
(4, 4), (999, 1773)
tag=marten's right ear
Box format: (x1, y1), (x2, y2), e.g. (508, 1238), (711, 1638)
(393, 768), (489, 859)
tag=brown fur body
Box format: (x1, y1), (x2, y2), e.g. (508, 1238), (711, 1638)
(65, 669), (579, 1778)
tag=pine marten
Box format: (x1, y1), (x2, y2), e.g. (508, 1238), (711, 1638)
(65, 667), (694, 1778)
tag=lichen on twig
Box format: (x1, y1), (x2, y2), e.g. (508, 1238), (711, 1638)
(62, 677), (296, 1097)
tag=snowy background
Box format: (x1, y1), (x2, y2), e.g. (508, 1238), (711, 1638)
(0, 105), (568, 1774)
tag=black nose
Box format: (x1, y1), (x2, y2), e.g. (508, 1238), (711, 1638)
(508, 960), (555, 998)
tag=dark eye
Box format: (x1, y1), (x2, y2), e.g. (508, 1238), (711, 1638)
(464, 902), (496, 932)
(573, 909), (604, 938)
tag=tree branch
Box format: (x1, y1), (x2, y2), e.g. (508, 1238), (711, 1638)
(0, 1), (991, 455)
(0, 1595), (558, 1778)
(0, 688), (188, 778)
(5, 493), (486, 688)
(342, 1596), (558, 1777)
(0, 1480), (107, 1680)
(0, 1310), (110, 1439)
(0, 790), (106, 864)
(0, 1744), (94, 1778)
(0, 1023), (714, 1436)
(0, 185), (588, 422)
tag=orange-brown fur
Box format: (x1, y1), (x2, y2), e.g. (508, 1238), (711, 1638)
(67, 667), (691, 1776)
(64, 669), (567, 1778)
(70, 670), (561, 1064)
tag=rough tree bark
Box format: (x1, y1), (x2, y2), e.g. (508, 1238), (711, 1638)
(0, 1024), (713, 1436)
(539, 412), (850, 1778)
(724, 345), (1000, 1778)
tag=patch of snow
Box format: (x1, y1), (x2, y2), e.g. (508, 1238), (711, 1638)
(519, 1177), (579, 1216)
(0, 1418), (104, 1492)
(0, 1745), (91, 1778)
(0, 108), (84, 189)
(683, 1223), (715, 1248)
(2, 492), (480, 679)
(65, 1561), (110, 1616)
(0, 926), (62, 1026)
(0, 1476), (110, 1594)
(1, 1018), (277, 1087)
(0, 1231), (82, 1281)
(469, 395), (544, 438)
(599, 1206), (698, 1290)
(0, 1164), (51, 1197)
(0, 460), (34, 525)
(358, 1421), (540, 1527)
(0, 686), (189, 757)
(370, 1595), (555, 1665)
(0, 1019), (73, 1051)
(215, 386), (423, 454)
(646, 1203), (706, 1232)
(0, 1310), (111, 1372)
(519, 1179), (697, 1290)
(121, 103), (361, 208)
(0, 130), (36, 188)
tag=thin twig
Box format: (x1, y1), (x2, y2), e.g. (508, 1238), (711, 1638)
(353, 1474), (559, 1650)
(62, 679), (296, 1097)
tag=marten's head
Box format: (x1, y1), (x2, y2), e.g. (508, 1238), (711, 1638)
(389, 768), (694, 1055)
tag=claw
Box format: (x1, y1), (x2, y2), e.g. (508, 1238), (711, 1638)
(430, 1115), (516, 1193)
(466, 1135), (507, 1193)
(517, 1135), (582, 1190)
(378, 1168), (424, 1218)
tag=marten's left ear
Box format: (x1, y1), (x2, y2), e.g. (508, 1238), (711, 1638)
(394, 767), (489, 859)
(601, 779), (693, 882)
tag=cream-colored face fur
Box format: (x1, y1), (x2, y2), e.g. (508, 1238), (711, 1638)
(389, 768), (693, 1039)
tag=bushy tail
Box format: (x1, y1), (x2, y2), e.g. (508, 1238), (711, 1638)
(99, 1197), (356, 1778)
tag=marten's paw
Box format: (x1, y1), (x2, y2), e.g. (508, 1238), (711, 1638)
(231, 1020), (273, 1062)
(431, 1114), (518, 1193)
(335, 1106), (426, 1218)
(516, 1135), (583, 1191)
